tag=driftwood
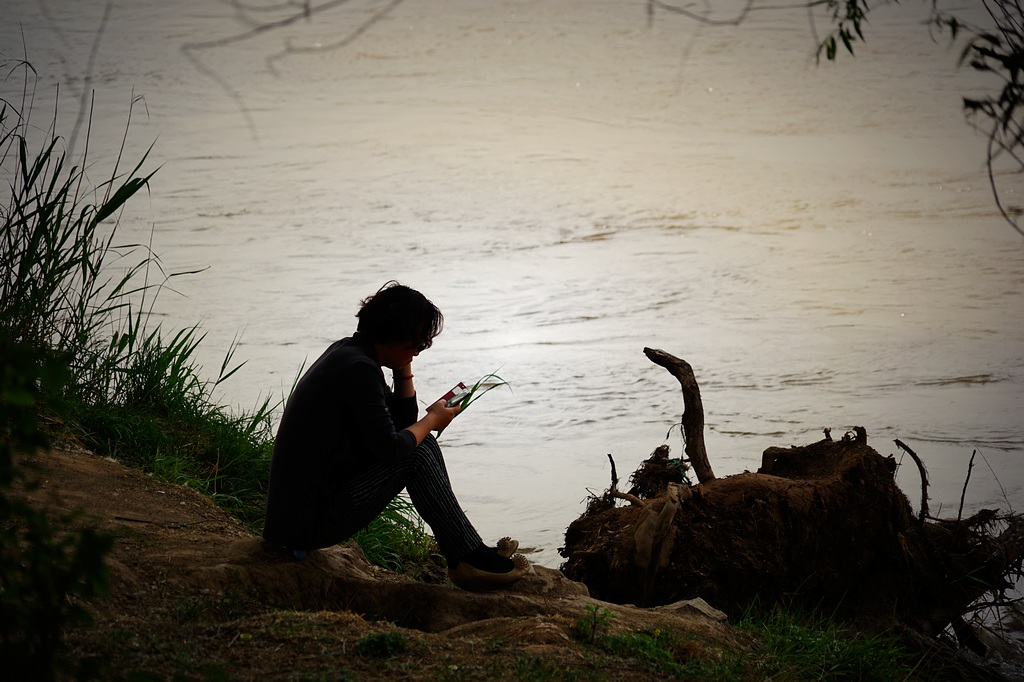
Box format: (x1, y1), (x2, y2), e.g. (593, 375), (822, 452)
(561, 349), (1024, 654)
(643, 348), (715, 483)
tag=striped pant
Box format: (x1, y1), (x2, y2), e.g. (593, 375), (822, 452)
(343, 434), (482, 564)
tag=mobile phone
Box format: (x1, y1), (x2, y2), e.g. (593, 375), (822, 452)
(440, 382), (470, 408)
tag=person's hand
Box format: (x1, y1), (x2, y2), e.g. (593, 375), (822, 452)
(404, 397), (460, 444)
(426, 398), (460, 432)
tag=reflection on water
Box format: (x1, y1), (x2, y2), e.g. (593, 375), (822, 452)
(2, 0), (1021, 566)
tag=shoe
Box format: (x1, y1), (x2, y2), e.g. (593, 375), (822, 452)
(495, 536), (519, 558)
(448, 553), (532, 592)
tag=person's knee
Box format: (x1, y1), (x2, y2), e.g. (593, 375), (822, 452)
(409, 435), (450, 479)
(415, 434), (442, 460)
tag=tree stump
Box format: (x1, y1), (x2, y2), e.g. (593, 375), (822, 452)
(559, 350), (1024, 648)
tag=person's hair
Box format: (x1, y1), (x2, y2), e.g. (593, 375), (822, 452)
(356, 281), (443, 349)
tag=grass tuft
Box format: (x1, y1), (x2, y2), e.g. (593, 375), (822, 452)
(353, 632), (410, 658)
(352, 494), (442, 574)
(737, 606), (918, 681)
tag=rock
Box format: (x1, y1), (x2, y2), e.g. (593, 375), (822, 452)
(505, 564), (590, 598)
(657, 598), (728, 623)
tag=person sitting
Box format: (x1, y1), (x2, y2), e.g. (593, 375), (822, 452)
(263, 281), (529, 590)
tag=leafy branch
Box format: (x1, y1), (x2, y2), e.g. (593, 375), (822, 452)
(937, 0), (1024, 236)
(649, 0), (1024, 236)
(816, 0), (1023, 235)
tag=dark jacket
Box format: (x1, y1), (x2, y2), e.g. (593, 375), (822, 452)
(262, 333), (418, 550)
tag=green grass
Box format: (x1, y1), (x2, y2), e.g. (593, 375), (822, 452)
(353, 631), (411, 658)
(564, 602), (923, 681)
(1, 73), (276, 527)
(573, 604), (617, 644)
(599, 629), (689, 677)
(454, 371), (511, 411)
(736, 607), (918, 681)
(352, 494), (441, 574)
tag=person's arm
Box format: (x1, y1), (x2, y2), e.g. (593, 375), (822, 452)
(392, 364), (416, 398)
(389, 364), (419, 428)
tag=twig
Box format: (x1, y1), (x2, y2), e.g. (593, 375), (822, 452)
(182, 0), (355, 52)
(978, 448), (1014, 513)
(985, 122), (1024, 236)
(895, 439), (930, 522)
(957, 449), (978, 526)
(648, 0), (755, 26)
(605, 453), (645, 507)
(268, 0), (407, 72)
(607, 453), (619, 491)
(611, 491), (647, 508)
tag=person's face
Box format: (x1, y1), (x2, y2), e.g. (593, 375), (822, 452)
(375, 341), (425, 369)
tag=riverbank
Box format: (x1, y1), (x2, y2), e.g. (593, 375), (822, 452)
(12, 443), (1015, 681)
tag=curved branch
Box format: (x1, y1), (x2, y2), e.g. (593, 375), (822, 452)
(985, 124), (1024, 237)
(895, 438), (929, 522)
(643, 348), (715, 483)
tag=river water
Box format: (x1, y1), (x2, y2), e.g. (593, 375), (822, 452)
(3, 0), (1022, 568)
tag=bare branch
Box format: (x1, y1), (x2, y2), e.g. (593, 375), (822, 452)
(895, 438), (930, 522)
(178, 0), (406, 139)
(956, 449), (978, 527)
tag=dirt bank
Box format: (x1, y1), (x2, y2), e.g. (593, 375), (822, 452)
(16, 446), (748, 680)
(15, 442), (1023, 680)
